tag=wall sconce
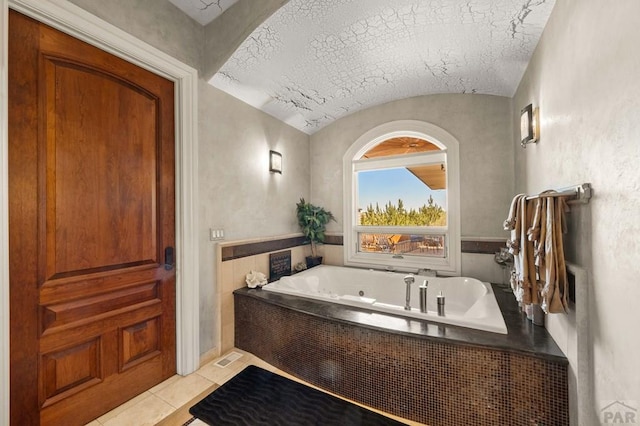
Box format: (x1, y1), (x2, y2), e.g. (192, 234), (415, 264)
(269, 150), (282, 174)
(520, 104), (539, 148)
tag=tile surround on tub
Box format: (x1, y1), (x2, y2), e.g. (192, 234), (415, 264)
(216, 237), (309, 354)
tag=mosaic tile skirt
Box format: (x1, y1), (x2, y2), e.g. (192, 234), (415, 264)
(235, 293), (569, 426)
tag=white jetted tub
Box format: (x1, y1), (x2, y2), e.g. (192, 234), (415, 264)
(262, 265), (507, 334)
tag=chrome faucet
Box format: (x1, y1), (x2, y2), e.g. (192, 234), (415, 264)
(419, 280), (428, 313)
(404, 274), (415, 310)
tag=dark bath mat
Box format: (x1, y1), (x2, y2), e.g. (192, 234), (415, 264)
(189, 365), (406, 425)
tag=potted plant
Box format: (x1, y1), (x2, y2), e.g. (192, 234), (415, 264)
(296, 198), (336, 268)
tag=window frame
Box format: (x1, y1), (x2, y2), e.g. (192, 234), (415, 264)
(343, 120), (461, 275)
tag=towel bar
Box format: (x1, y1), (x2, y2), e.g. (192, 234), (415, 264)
(525, 183), (592, 204)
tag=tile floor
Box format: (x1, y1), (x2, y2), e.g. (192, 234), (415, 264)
(85, 348), (423, 426)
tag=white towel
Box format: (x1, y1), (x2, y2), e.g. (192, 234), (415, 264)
(505, 194), (525, 256)
(519, 196), (537, 305)
(504, 194), (526, 301)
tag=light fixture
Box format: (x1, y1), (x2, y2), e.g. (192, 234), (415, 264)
(269, 150), (282, 174)
(520, 104), (539, 148)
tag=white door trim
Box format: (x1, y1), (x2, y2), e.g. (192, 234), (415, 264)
(0, 1), (200, 422)
(1, 0), (10, 424)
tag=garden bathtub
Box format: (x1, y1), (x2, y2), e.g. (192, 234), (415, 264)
(262, 265), (507, 334)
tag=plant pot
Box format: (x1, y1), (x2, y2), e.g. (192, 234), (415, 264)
(305, 256), (323, 268)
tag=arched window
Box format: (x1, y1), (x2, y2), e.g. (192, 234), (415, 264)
(343, 120), (460, 274)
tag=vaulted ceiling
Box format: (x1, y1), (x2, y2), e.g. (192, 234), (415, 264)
(167, 0), (239, 26)
(169, 0), (555, 134)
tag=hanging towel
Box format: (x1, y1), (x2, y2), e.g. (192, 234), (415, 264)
(504, 194), (526, 301)
(541, 197), (570, 313)
(527, 191), (555, 298)
(505, 195), (525, 256)
(527, 198), (544, 295)
(527, 198), (543, 244)
(504, 191), (571, 313)
(534, 197), (547, 272)
(503, 194), (525, 231)
(555, 197), (570, 311)
(520, 196), (537, 306)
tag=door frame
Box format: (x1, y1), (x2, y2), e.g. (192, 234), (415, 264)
(0, 1), (201, 423)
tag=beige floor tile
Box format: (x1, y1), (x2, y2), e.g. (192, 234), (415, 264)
(236, 350), (277, 372)
(153, 373), (215, 409)
(220, 358), (250, 376)
(228, 347), (252, 358)
(196, 357), (250, 385)
(95, 391), (152, 424)
(96, 348), (422, 426)
(250, 358), (279, 372)
(209, 349), (254, 368)
(147, 374), (181, 394)
(195, 362), (237, 385)
(155, 384), (218, 426)
(101, 394), (175, 426)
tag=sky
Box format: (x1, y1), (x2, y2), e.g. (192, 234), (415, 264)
(357, 168), (447, 212)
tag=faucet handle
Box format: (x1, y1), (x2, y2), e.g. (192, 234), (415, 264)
(403, 274), (415, 284)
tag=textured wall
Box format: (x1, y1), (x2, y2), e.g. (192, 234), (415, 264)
(68, 0), (203, 70)
(513, 0), (640, 423)
(198, 81), (309, 352)
(310, 93), (514, 239)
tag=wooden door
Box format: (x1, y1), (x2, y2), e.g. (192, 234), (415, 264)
(9, 11), (176, 425)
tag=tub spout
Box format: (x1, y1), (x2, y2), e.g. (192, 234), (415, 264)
(404, 274), (415, 310)
(419, 280), (428, 313)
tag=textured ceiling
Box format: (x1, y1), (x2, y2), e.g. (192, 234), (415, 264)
(168, 0), (238, 25)
(209, 0), (556, 134)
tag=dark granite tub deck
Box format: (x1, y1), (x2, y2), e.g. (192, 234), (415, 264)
(234, 282), (569, 426)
